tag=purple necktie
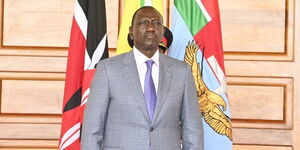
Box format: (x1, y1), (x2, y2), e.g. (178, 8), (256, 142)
(144, 60), (157, 122)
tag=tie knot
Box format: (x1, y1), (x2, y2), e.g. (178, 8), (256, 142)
(145, 60), (154, 70)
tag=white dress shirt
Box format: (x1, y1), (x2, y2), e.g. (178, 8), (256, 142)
(133, 46), (159, 94)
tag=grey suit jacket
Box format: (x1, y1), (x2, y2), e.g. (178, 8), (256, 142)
(81, 51), (204, 150)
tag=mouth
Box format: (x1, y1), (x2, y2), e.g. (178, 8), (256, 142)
(144, 33), (156, 39)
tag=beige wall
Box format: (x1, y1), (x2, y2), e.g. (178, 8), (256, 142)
(0, 0), (299, 149)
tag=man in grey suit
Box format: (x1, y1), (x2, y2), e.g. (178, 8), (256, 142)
(81, 6), (204, 150)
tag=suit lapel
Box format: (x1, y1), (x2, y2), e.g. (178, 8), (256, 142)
(122, 51), (151, 123)
(152, 54), (173, 125)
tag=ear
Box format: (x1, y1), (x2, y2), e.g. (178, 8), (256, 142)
(129, 26), (133, 40)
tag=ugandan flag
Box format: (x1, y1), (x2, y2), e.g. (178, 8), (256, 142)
(116, 0), (163, 54)
(169, 0), (233, 149)
(58, 0), (108, 149)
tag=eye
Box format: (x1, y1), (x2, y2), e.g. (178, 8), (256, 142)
(152, 21), (162, 26)
(139, 20), (149, 26)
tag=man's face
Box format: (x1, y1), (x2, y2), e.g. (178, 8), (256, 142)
(130, 7), (164, 52)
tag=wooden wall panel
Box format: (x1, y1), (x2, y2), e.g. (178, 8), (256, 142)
(0, 124), (60, 139)
(220, 0), (295, 61)
(225, 61), (297, 77)
(0, 56), (66, 72)
(219, 0), (298, 148)
(3, 0), (118, 48)
(294, 0), (300, 149)
(233, 128), (292, 146)
(227, 77), (293, 129)
(0, 72), (65, 80)
(229, 85), (284, 120)
(220, 0), (286, 53)
(0, 115), (61, 124)
(1, 80), (64, 114)
(0, 140), (58, 149)
(3, 0), (74, 47)
(233, 145), (292, 150)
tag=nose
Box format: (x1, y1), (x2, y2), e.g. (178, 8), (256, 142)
(146, 23), (155, 32)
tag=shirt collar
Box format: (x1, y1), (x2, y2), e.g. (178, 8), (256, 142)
(133, 46), (159, 66)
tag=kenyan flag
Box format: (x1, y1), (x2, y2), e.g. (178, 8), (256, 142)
(58, 0), (108, 149)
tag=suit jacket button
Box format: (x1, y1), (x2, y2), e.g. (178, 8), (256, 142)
(149, 127), (154, 132)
